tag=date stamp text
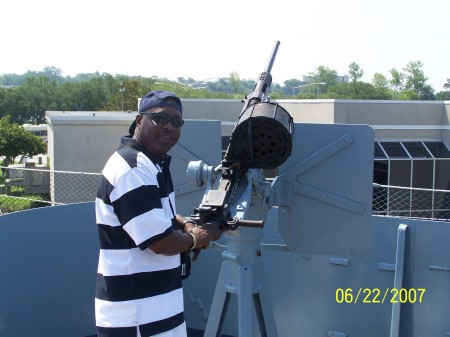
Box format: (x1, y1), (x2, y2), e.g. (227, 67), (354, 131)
(335, 288), (426, 304)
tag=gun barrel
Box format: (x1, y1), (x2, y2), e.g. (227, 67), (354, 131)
(243, 40), (281, 107)
(264, 40), (280, 74)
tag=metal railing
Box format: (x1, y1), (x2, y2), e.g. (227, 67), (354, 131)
(373, 183), (450, 222)
(1, 166), (450, 222)
(0, 165), (101, 214)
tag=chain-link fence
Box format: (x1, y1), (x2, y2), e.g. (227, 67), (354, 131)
(0, 165), (101, 215)
(1, 166), (450, 222)
(373, 183), (450, 222)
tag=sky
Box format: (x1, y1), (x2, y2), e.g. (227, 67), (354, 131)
(1, 0), (449, 91)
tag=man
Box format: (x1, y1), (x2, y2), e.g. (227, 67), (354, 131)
(95, 90), (221, 337)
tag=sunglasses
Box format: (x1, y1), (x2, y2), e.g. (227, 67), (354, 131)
(145, 112), (185, 128)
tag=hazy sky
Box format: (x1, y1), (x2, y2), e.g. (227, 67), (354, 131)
(2, 0), (449, 91)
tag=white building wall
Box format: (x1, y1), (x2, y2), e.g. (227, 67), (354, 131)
(45, 100), (450, 175)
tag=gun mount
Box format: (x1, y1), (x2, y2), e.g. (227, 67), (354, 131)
(186, 39), (376, 337)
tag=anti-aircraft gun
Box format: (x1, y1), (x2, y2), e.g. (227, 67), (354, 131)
(188, 40), (294, 234)
(186, 40), (294, 337)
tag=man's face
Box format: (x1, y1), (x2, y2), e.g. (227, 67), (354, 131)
(134, 106), (182, 156)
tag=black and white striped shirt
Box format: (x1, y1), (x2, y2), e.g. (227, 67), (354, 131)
(95, 136), (184, 337)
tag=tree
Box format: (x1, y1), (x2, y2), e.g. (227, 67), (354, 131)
(404, 61), (426, 91)
(371, 73), (388, 88)
(444, 78), (450, 91)
(435, 78), (450, 100)
(42, 66), (64, 83)
(399, 90), (420, 100)
(18, 76), (57, 123)
(327, 82), (391, 100)
(309, 66), (338, 87)
(388, 68), (405, 98)
(0, 117), (47, 167)
(228, 72), (243, 95)
(0, 73), (23, 86)
(55, 78), (107, 111)
(0, 86), (32, 124)
(0, 89), (6, 118)
(403, 61), (435, 100)
(348, 62), (364, 82)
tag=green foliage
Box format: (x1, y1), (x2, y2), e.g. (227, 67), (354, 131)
(312, 66), (339, 87)
(436, 79), (450, 100)
(398, 90), (420, 100)
(0, 117), (47, 166)
(444, 78), (450, 91)
(229, 72), (244, 94)
(403, 61), (435, 100)
(3, 76), (58, 124)
(0, 62), (447, 123)
(0, 192), (49, 214)
(436, 91), (450, 100)
(327, 82), (392, 100)
(371, 73), (388, 88)
(283, 79), (304, 95)
(348, 62), (364, 82)
(389, 68), (405, 92)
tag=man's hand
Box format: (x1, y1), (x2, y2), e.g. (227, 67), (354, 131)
(201, 221), (223, 241)
(188, 221), (223, 260)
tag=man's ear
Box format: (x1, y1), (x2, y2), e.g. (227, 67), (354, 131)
(136, 114), (143, 127)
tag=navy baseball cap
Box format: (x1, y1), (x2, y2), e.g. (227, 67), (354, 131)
(129, 90), (182, 135)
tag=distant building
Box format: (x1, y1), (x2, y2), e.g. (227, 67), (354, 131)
(23, 124), (48, 142)
(22, 124), (48, 165)
(336, 74), (349, 83)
